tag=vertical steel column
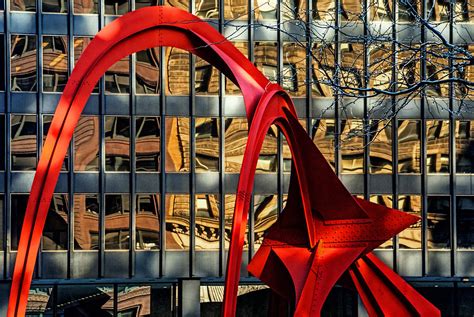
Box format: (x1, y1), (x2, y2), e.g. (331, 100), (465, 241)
(3, 0), (10, 280)
(363, 0), (370, 200)
(334, 0), (341, 177)
(277, 0), (284, 217)
(247, 0), (254, 265)
(218, 0), (225, 277)
(306, 0), (313, 135)
(189, 0), (196, 278)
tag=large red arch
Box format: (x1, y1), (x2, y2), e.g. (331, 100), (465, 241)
(7, 6), (440, 317)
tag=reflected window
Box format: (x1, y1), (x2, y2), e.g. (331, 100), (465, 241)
(283, 43), (306, 96)
(195, 194), (220, 250)
(426, 120), (449, 173)
(165, 117), (190, 172)
(117, 286), (154, 316)
(74, 194), (99, 250)
(258, 125), (278, 173)
(254, 42), (278, 83)
(226, 42), (248, 95)
(398, 120), (421, 173)
(165, 194), (190, 250)
(195, 118), (219, 172)
(136, 194), (160, 250)
(312, 0), (336, 20)
(456, 120), (474, 173)
(57, 285), (113, 315)
(136, 117), (160, 172)
(224, 0), (248, 19)
(43, 36), (68, 92)
(369, 120), (392, 174)
(105, 56), (129, 94)
(457, 196), (474, 249)
(398, 195), (422, 249)
(165, 47), (189, 95)
(105, 116), (130, 172)
(105, 194), (130, 250)
(43, 194), (69, 250)
(73, 37), (99, 92)
(105, 0), (128, 14)
(74, 116), (99, 172)
(11, 35), (37, 92)
(224, 118), (248, 173)
(73, 0), (98, 13)
(44, 115), (68, 171)
(370, 195), (393, 248)
(254, 0), (277, 20)
(196, 0), (219, 18)
(10, 0), (35, 11)
(136, 49), (160, 94)
(11, 115), (37, 171)
(11, 194), (28, 250)
(43, 0), (67, 12)
(311, 119), (336, 169)
(427, 196), (450, 249)
(225, 195), (248, 250)
(195, 56), (219, 95)
(254, 195), (278, 251)
(27, 287), (54, 316)
(341, 120), (364, 174)
(312, 43), (335, 97)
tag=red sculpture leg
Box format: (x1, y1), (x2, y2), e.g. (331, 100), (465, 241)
(349, 253), (440, 316)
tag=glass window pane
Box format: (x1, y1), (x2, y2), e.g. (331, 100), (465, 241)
(254, 42), (278, 83)
(43, 194), (69, 250)
(74, 116), (99, 172)
(57, 285), (113, 315)
(340, 43), (364, 95)
(312, 0), (336, 20)
(283, 42), (306, 96)
(0, 35), (5, 91)
(136, 194), (160, 250)
(195, 0), (219, 18)
(136, 49), (160, 95)
(135, 0), (158, 9)
(195, 194), (220, 250)
(254, 0), (277, 20)
(11, 35), (37, 92)
(11, 0), (35, 11)
(369, 120), (392, 174)
(311, 119), (336, 169)
(165, 47), (189, 95)
(105, 0), (128, 15)
(254, 194), (278, 251)
(11, 194), (28, 250)
(457, 196), (474, 249)
(105, 194), (130, 250)
(44, 115), (68, 171)
(224, 195), (248, 250)
(11, 115), (37, 171)
(398, 120), (421, 174)
(73, 0), (98, 13)
(117, 285), (153, 316)
(426, 120), (449, 173)
(370, 195), (393, 248)
(258, 125), (278, 173)
(427, 196), (450, 249)
(43, 36), (68, 92)
(165, 117), (190, 173)
(224, 118), (248, 173)
(74, 194), (99, 250)
(224, 0), (248, 19)
(312, 43), (335, 97)
(136, 117), (160, 172)
(105, 116), (130, 172)
(456, 120), (474, 173)
(105, 56), (130, 94)
(398, 195), (422, 249)
(27, 287), (54, 316)
(369, 43), (392, 91)
(0, 115), (4, 170)
(225, 42), (248, 95)
(43, 0), (67, 12)
(0, 196), (3, 251)
(165, 194), (190, 250)
(164, 0), (188, 10)
(195, 117), (219, 173)
(341, 119), (364, 174)
(195, 56), (219, 95)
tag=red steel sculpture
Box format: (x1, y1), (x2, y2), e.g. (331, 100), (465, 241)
(6, 6), (440, 317)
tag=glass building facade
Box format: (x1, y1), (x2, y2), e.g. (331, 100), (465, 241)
(0, 0), (473, 315)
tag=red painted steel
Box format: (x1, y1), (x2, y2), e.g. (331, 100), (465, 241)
(6, 6), (440, 317)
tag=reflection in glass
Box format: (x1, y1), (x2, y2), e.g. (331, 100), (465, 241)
(283, 43), (306, 96)
(105, 194), (130, 250)
(164, 0), (188, 10)
(370, 0), (392, 20)
(370, 195), (393, 248)
(398, 195), (422, 249)
(456, 120), (474, 173)
(136, 194), (160, 250)
(281, 0), (305, 20)
(11, 35), (37, 91)
(195, 118), (219, 172)
(74, 116), (100, 171)
(254, 195), (278, 251)
(136, 49), (160, 94)
(258, 125), (278, 173)
(73, 37), (99, 92)
(57, 285), (113, 315)
(254, 42), (278, 83)
(457, 196), (474, 249)
(165, 47), (189, 95)
(44, 115), (68, 171)
(135, 0), (158, 9)
(11, 194), (28, 250)
(195, 194), (220, 250)
(311, 119), (336, 169)
(43, 0), (67, 12)
(224, 118), (248, 173)
(10, 0), (35, 11)
(224, 0), (248, 19)
(427, 196), (450, 249)
(74, 0), (98, 13)
(196, 0), (219, 18)
(398, 120), (421, 173)
(166, 194), (190, 250)
(165, 117), (190, 172)
(225, 195), (248, 250)
(340, 120), (364, 174)
(340, 44), (364, 95)
(105, 56), (130, 94)
(312, 0), (336, 20)
(0, 35), (5, 91)
(254, 0), (277, 20)
(369, 120), (392, 174)
(105, 0), (128, 14)
(312, 43), (334, 97)
(136, 117), (160, 172)
(426, 120), (449, 173)
(369, 44), (392, 91)
(0, 115), (4, 170)
(43, 194), (68, 250)
(117, 286), (152, 316)
(0, 196), (2, 251)
(27, 287), (54, 316)
(195, 56), (219, 95)
(105, 116), (130, 172)
(74, 194), (99, 250)
(11, 115), (37, 171)
(226, 42), (248, 94)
